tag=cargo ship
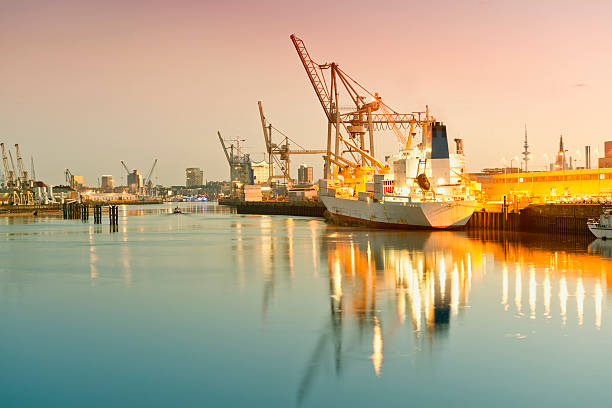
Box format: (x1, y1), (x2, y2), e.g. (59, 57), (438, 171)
(318, 120), (477, 229)
(289, 34), (478, 229)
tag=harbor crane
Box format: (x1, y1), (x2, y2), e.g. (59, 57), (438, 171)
(120, 160), (156, 195)
(120, 160), (130, 176)
(8, 150), (19, 187)
(1, 143), (33, 204)
(14, 144), (29, 187)
(1, 143), (15, 188)
(144, 159), (158, 195)
(217, 131), (252, 196)
(290, 34), (435, 180)
(65, 168), (77, 189)
(258, 101), (325, 186)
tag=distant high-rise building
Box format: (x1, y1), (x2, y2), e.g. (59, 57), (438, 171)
(101, 175), (114, 192)
(297, 164), (314, 184)
(186, 168), (204, 187)
(585, 146), (591, 169)
(127, 170), (143, 194)
(598, 141), (612, 169)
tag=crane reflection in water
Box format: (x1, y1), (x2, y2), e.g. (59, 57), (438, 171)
(296, 228), (610, 404)
(298, 230), (477, 404)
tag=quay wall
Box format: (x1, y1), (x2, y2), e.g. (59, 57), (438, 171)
(466, 203), (602, 236)
(0, 204), (62, 216)
(235, 201), (326, 218)
(218, 200), (606, 236)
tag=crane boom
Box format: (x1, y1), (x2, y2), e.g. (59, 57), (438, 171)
(145, 159), (158, 186)
(258, 101), (272, 154)
(286, 150), (326, 154)
(290, 34), (333, 122)
(217, 131), (231, 164)
(120, 160), (130, 175)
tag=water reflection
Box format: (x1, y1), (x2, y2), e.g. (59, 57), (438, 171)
(296, 228), (611, 404)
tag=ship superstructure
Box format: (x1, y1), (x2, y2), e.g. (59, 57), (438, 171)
(291, 34), (476, 229)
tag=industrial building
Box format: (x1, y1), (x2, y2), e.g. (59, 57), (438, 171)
(251, 160), (272, 184)
(297, 164), (313, 184)
(186, 168), (204, 187)
(101, 175), (114, 192)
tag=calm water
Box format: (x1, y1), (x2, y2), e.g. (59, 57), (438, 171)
(1, 203), (611, 407)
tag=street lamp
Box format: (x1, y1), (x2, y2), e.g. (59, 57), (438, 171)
(510, 156), (518, 172)
(543, 153), (549, 171)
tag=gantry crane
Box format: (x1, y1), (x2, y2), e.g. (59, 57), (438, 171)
(258, 101), (325, 186)
(290, 34), (436, 181)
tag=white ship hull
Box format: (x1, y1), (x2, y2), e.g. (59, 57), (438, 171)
(588, 224), (612, 240)
(320, 195), (477, 229)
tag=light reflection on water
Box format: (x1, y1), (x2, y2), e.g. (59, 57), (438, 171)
(0, 203), (611, 407)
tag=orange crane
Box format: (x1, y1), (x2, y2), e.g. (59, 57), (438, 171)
(290, 34), (434, 180)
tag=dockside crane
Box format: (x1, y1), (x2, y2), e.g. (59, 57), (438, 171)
(257, 101), (325, 186)
(8, 150), (19, 188)
(290, 34), (435, 181)
(65, 168), (76, 189)
(14, 144), (29, 187)
(120, 160), (130, 176)
(217, 131), (250, 196)
(144, 159), (158, 195)
(1, 143), (14, 187)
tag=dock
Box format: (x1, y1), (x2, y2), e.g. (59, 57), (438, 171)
(219, 199), (602, 237)
(234, 200), (326, 217)
(466, 203), (603, 236)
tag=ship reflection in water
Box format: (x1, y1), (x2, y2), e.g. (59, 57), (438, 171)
(297, 228), (609, 404)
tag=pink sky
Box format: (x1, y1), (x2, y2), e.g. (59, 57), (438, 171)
(1, 0), (611, 185)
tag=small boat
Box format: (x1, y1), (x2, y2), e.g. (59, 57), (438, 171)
(587, 208), (612, 239)
(172, 207), (182, 214)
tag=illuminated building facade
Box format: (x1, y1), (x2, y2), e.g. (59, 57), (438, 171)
(476, 167), (612, 201)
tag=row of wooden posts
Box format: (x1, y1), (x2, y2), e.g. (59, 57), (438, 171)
(63, 203), (120, 228)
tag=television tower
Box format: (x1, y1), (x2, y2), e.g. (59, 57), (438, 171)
(522, 124), (530, 171)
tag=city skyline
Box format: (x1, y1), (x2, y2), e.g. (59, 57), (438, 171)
(2, 0), (611, 186)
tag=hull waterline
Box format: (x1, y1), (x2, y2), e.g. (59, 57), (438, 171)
(320, 195), (476, 230)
